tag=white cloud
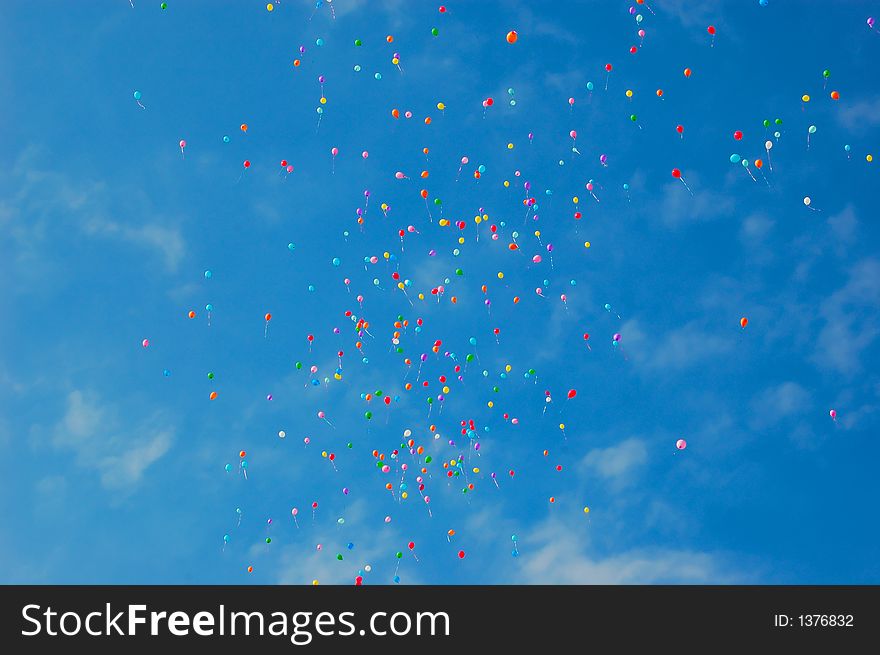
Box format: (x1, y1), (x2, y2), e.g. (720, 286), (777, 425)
(657, 180), (736, 228)
(750, 382), (810, 429)
(811, 258), (880, 375)
(621, 319), (733, 372)
(581, 438), (648, 489)
(50, 390), (173, 490)
(835, 97), (880, 133)
(517, 518), (741, 584)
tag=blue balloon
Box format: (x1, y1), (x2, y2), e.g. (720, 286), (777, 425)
(133, 90), (142, 100)
(759, 0), (768, 5)
(222, 135), (230, 143)
(623, 183), (630, 190)
(204, 270), (212, 279)
(316, 38), (324, 46)
(225, 464), (233, 473)
(223, 535), (230, 543)
(844, 144), (852, 152)
(308, 284), (316, 292)
(478, 164), (486, 173)
(730, 153), (742, 164)
(288, 243), (296, 252)
(332, 257), (341, 266)
(586, 81), (594, 91)
(205, 303), (213, 312)
(393, 575), (400, 584)
(163, 369), (171, 377)
(469, 337), (477, 346)
(374, 72), (382, 80)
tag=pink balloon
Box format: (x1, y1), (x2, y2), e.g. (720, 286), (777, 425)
(395, 171), (406, 179)
(317, 411), (325, 419)
(532, 255), (542, 263)
(292, 508), (298, 516)
(362, 151), (369, 158)
(331, 147), (339, 156)
(404, 111), (413, 118)
(179, 139), (186, 149)
(568, 97), (575, 105)
(676, 439), (687, 450)
(830, 409), (837, 419)
(570, 130), (577, 139)
(142, 339), (150, 348)
(461, 156), (469, 164)
(286, 165), (293, 173)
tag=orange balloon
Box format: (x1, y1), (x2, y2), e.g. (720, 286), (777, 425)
(265, 313), (272, 321)
(830, 90), (840, 100)
(386, 35), (394, 43)
(247, 566), (253, 573)
(424, 117), (432, 125)
(506, 30), (518, 44)
(656, 89), (663, 97)
(513, 296), (520, 304)
(293, 59), (301, 67)
(239, 450), (246, 458)
(740, 317), (748, 328)
(420, 170), (429, 178)
(420, 189), (428, 198)
(188, 310), (196, 319)
(391, 108), (400, 119)
(754, 159), (763, 169)
(683, 67), (692, 78)
(423, 147), (429, 155)
(210, 391), (218, 400)
(240, 123), (248, 132)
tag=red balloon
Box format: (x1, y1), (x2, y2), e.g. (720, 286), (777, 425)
(583, 333), (590, 340)
(707, 25), (716, 35)
(243, 160), (251, 168)
(567, 389), (577, 399)
(671, 168), (681, 178)
(485, 97), (494, 106)
(605, 63), (613, 72)
(733, 130), (743, 140)
(676, 124), (684, 134)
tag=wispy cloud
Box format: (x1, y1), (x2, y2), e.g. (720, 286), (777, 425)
(835, 97), (880, 133)
(621, 319), (733, 372)
(811, 258), (880, 375)
(657, 180), (736, 228)
(580, 438), (648, 490)
(517, 517), (743, 584)
(50, 390), (173, 491)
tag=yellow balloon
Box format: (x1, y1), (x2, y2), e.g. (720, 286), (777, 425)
(383, 251), (390, 259)
(442, 386), (450, 393)
(418, 293), (425, 300)
(868, 154), (874, 162)
(497, 271), (504, 279)
(320, 96), (327, 104)
(504, 180), (510, 187)
(401, 491), (408, 499)
(573, 196), (579, 204)
(437, 102), (445, 111)
(505, 364), (512, 372)
(583, 506), (590, 514)
(802, 94), (811, 102)
(625, 89), (633, 98)
(474, 215), (482, 223)
(584, 241), (591, 248)
(458, 237), (465, 244)
(559, 423), (565, 430)
(487, 401), (494, 408)
(312, 579), (319, 585)
(267, 3), (274, 11)
(534, 230), (541, 237)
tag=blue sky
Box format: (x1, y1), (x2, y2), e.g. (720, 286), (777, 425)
(2, 0), (879, 585)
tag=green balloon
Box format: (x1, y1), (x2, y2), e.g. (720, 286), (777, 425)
(396, 551), (403, 559)
(455, 268), (463, 276)
(466, 354), (474, 362)
(425, 456), (432, 463)
(433, 198), (442, 206)
(161, 2), (167, 8)
(823, 69), (831, 78)
(775, 118), (783, 125)
(207, 372), (214, 379)
(365, 411), (372, 420)
(347, 442), (353, 449)
(528, 368), (536, 375)
(375, 390), (383, 396)
(763, 119), (770, 127)
(354, 39), (362, 46)
(630, 114), (637, 122)
(295, 362), (303, 369)
(337, 553), (343, 560)
(493, 386), (499, 393)
(431, 27), (439, 36)
(265, 537), (271, 544)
